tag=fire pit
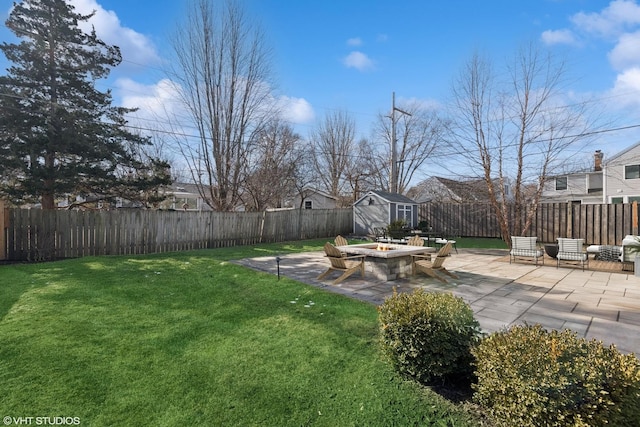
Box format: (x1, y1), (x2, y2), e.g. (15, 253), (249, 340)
(544, 244), (558, 259)
(335, 243), (436, 281)
(375, 243), (395, 251)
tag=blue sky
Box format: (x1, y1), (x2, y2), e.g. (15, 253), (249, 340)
(2, 0), (640, 163)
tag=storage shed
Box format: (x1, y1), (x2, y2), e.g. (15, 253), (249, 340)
(353, 190), (419, 236)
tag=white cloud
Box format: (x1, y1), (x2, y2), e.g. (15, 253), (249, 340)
(118, 78), (316, 132)
(69, 0), (161, 68)
(609, 67), (640, 108)
(117, 78), (178, 110)
(570, 2), (640, 82)
(398, 96), (442, 111)
(115, 78), (184, 135)
(544, 1), (640, 112)
(608, 30), (640, 70)
(343, 51), (374, 71)
(347, 37), (362, 47)
(541, 29), (576, 45)
(278, 96), (315, 124)
(571, 0), (640, 38)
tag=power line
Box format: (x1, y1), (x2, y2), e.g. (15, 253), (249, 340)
(2, 89), (640, 163)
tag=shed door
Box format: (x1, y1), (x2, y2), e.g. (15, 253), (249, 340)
(397, 204), (413, 227)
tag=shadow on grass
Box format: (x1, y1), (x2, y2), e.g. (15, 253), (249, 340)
(0, 267), (40, 322)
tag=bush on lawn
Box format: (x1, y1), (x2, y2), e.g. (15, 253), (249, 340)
(472, 324), (640, 427)
(378, 289), (481, 385)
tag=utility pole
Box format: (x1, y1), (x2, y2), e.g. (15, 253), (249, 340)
(390, 92), (411, 194)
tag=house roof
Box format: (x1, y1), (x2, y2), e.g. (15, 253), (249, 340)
(301, 186), (338, 200)
(166, 182), (203, 195)
(409, 176), (494, 202)
(439, 177), (489, 201)
(546, 169), (602, 179)
(605, 140), (640, 164)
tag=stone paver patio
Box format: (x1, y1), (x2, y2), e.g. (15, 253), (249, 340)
(236, 249), (640, 355)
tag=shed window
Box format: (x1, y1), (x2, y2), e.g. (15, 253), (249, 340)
(555, 177), (567, 190)
(304, 201), (312, 209)
(397, 204), (412, 226)
(625, 165), (640, 180)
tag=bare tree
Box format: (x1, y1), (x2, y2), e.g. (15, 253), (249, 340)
(310, 110), (357, 197)
(372, 102), (446, 194)
(168, 0), (275, 211)
(242, 120), (302, 211)
(343, 138), (380, 203)
(448, 44), (598, 242)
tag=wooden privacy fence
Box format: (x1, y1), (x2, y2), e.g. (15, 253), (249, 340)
(420, 202), (639, 245)
(3, 200), (638, 262)
(1, 205), (352, 262)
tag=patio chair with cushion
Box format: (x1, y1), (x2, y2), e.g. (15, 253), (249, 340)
(510, 236), (545, 265)
(557, 237), (588, 271)
(317, 242), (366, 284)
(411, 241), (458, 283)
(620, 235), (640, 271)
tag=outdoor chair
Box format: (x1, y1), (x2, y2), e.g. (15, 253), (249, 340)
(510, 236), (545, 265)
(620, 235), (640, 271)
(406, 235), (424, 247)
(334, 235), (349, 257)
(374, 227), (387, 241)
(317, 242), (366, 285)
(556, 237), (588, 271)
(434, 229), (458, 253)
(411, 241), (458, 283)
(334, 235), (348, 247)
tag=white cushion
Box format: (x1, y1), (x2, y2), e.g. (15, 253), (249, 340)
(511, 248), (544, 258)
(557, 252), (587, 261)
(586, 245), (602, 254)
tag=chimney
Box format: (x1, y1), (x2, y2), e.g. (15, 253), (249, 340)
(594, 150), (603, 172)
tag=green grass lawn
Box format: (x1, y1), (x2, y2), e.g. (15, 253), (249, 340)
(0, 239), (488, 426)
(453, 237), (508, 249)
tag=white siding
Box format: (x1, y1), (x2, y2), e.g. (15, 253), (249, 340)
(604, 143), (640, 203)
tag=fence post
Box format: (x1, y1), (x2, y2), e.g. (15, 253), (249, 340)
(0, 200), (6, 260)
(566, 203), (573, 238)
(633, 201), (638, 236)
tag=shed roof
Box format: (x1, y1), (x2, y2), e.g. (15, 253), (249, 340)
(355, 190), (417, 205)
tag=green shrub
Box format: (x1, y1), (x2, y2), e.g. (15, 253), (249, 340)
(472, 324), (640, 427)
(386, 220), (406, 239)
(378, 289), (481, 384)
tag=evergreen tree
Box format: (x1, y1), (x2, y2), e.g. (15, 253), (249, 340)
(0, 0), (170, 209)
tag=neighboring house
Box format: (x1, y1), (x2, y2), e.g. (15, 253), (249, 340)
(408, 176), (513, 204)
(603, 142), (640, 204)
(44, 182), (213, 211)
(542, 145), (640, 204)
(541, 150), (604, 204)
(157, 183), (213, 211)
(288, 187), (339, 210)
(353, 190), (418, 236)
